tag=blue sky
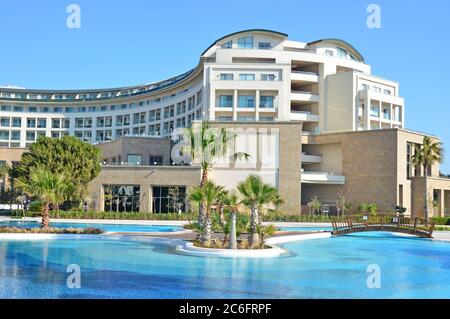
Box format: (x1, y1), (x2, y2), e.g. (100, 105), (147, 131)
(1, 0), (449, 172)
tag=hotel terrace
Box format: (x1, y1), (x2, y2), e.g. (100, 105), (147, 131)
(0, 29), (449, 217)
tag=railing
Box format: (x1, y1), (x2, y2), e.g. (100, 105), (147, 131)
(330, 214), (435, 238)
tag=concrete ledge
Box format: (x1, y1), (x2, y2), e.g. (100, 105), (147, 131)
(175, 241), (288, 258)
(1, 217), (189, 226)
(266, 232), (331, 245)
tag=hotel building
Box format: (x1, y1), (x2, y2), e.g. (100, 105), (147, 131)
(0, 29), (448, 217)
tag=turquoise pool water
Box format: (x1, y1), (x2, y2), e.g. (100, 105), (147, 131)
(0, 220), (182, 233)
(278, 226), (332, 232)
(0, 232), (449, 298)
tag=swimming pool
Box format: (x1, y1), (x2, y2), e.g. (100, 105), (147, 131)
(0, 220), (183, 233)
(278, 226), (333, 232)
(0, 232), (449, 298)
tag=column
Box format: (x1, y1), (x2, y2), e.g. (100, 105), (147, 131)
(255, 90), (260, 121)
(440, 189), (445, 217)
(233, 90), (238, 121)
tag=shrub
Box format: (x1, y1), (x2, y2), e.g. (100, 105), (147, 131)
(0, 226), (103, 234)
(431, 216), (450, 225)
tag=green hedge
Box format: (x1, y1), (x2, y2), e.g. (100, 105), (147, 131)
(11, 210), (198, 221)
(431, 216), (450, 225)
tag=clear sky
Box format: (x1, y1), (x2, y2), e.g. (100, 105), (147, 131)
(1, 0), (449, 172)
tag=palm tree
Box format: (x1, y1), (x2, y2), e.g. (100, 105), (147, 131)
(183, 122), (249, 225)
(412, 136), (444, 219)
(237, 175), (282, 248)
(189, 181), (224, 246)
(15, 169), (74, 228)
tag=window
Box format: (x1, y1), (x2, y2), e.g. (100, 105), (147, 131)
(219, 73), (234, 80)
(97, 117), (105, 127)
(237, 116), (255, 122)
(260, 96), (274, 108)
(37, 118), (46, 129)
(217, 116), (233, 121)
(218, 95), (233, 108)
(337, 47), (347, 58)
(27, 118), (36, 128)
(11, 118), (21, 128)
(384, 89), (392, 95)
(0, 130), (9, 140)
(10, 131), (20, 141)
(238, 95), (255, 108)
(62, 119), (70, 129)
(221, 40), (232, 49)
(237, 36), (253, 49)
(261, 74), (275, 81)
(382, 108), (391, 120)
(103, 185), (140, 213)
(259, 116), (274, 122)
(14, 106), (23, 112)
(399, 185), (403, 207)
(26, 131), (35, 141)
(127, 154), (142, 165)
(370, 105), (379, 117)
(258, 42), (271, 49)
(239, 74), (255, 81)
(52, 119), (61, 129)
(361, 84), (369, 90)
(372, 86), (381, 93)
(152, 186), (186, 214)
(325, 49), (334, 56)
(149, 155), (164, 165)
(75, 118), (84, 128)
(0, 117), (9, 127)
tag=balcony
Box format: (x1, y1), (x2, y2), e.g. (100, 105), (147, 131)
(301, 153), (322, 164)
(290, 111), (319, 122)
(291, 91), (320, 103)
(301, 170), (345, 184)
(291, 71), (319, 83)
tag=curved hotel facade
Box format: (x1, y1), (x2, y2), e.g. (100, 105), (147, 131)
(0, 29), (449, 216)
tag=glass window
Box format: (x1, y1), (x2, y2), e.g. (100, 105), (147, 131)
(217, 116), (233, 121)
(372, 86), (381, 93)
(37, 118), (46, 129)
(370, 105), (379, 117)
(238, 95), (255, 108)
(152, 186), (186, 214)
(103, 185), (140, 213)
(218, 95), (233, 108)
(62, 119), (70, 128)
(0, 130), (9, 140)
(258, 42), (271, 49)
(52, 119), (61, 129)
(239, 74), (255, 81)
(325, 49), (334, 56)
(361, 84), (369, 90)
(237, 116), (255, 122)
(11, 118), (21, 127)
(259, 116), (274, 122)
(149, 155), (164, 165)
(27, 118), (36, 128)
(13, 106), (23, 112)
(0, 117), (10, 127)
(383, 108), (391, 120)
(260, 96), (274, 108)
(221, 40), (232, 49)
(127, 154), (142, 165)
(337, 47), (347, 58)
(384, 89), (392, 95)
(26, 131), (35, 141)
(219, 73), (234, 80)
(237, 36), (253, 49)
(261, 74), (275, 81)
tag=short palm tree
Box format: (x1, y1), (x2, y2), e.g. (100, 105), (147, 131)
(221, 191), (240, 249)
(183, 122), (249, 228)
(412, 136), (444, 219)
(15, 169), (74, 228)
(189, 181), (224, 246)
(237, 175), (282, 248)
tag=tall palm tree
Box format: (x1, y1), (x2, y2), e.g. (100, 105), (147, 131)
(183, 122), (249, 225)
(15, 169), (74, 228)
(237, 175), (282, 248)
(412, 136), (444, 219)
(189, 181), (224, 246)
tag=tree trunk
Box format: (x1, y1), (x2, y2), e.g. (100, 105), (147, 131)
(229, 211), (237, 249)
(199, 206), (211, 246)
(424, 164), (429, 220)
(197, 169), (208, 225)
(41, 202), (50, 229)
(219, 205), (226, 225)
(200, 169), (208, 186)
(249, 206), (260, 248)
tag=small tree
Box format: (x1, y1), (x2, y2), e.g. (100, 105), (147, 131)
(168, 186), (182, 213)
(308, 194), (321, 215)
(336, 187), (352, 216)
